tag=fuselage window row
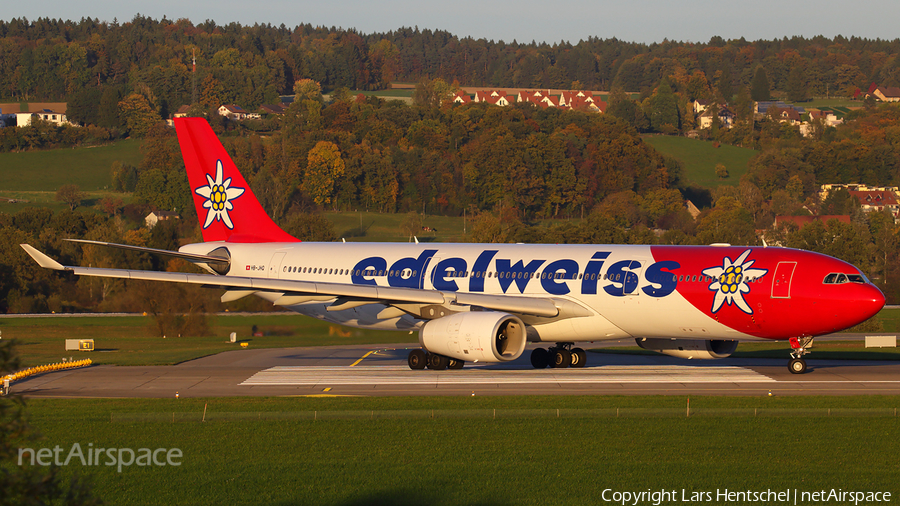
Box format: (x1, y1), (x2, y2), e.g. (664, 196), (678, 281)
(276, 266), (771, 285)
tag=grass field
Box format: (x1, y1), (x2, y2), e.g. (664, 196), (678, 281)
(0, 314), (410, 367)
(14, 395), (900, 505)
(3, 308), (897, 368)
(0, 139), (143, 192)
(325, 211), (467, 242)
(643, 135), (758, 189)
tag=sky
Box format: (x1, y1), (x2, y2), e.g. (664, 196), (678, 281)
(7, 0), (900, 45)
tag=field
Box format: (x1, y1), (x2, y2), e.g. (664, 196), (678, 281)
(14, 395), (900, 505)
(0, 139), (142, 213)
(643, 135), (758, 189)
(3, 307), (897, 369)
(0, 314), (409, 367)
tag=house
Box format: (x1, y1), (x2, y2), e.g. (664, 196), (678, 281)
(451, 91), (471, 104)
(848, 190), (900, 217)
(698, 105), (735, 129)
(693, 99), (711, 114)
(516, 90), (550, 103)
(867, 85), (900, 102)
(474, 90), (511, 106)
(16, 109), (70, 127)
(768, 106), (801, 125)
(773, 215), (851, 229)
(259, 104), (287, 115)
(756, 101), (805, 116)
(566, 95), (607, 113)
(173, 105), (192, 118)
(800, 110), (843, 137)
(218, 104), (249, 120)
(145, 210), (181, 229)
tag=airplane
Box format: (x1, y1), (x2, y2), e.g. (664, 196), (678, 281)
(21, 118), (885, 374)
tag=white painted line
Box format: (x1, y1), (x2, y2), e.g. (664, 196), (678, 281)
(240, 365), (776, 386)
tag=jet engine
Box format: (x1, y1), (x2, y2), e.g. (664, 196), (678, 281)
(635, 338), (738, 359)
(419, 311), (527, 363)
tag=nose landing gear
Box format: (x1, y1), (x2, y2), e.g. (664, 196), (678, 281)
(788, 336), (814, 374)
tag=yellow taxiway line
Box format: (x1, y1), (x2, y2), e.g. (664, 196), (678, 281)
(349, 351), (375, 367)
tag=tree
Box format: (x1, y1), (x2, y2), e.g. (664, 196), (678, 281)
(786, 66), (808, 102)
(118, 93), (162, 137)
(303, 141), (345, 207)
(751, 66), (770, 102)
(715, 163), (729, 179)
(293, 79), (323, 102)
(55, 184), (84, 210)
(649, 79), (679, 133)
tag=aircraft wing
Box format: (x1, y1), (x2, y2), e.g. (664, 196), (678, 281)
(20, 244), (568, 319)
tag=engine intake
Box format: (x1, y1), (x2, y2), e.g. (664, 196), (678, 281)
(635, 338), (738, 359)
(419, 311), (526, 363)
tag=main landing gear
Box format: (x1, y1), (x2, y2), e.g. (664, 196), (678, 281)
(788, 336), (814, 374)
(530, 343), (586, 369)
(407, 349), (464, 370)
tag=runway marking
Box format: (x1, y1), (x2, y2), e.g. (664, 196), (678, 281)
(349, 351), (375, 367)
(241, 365), (776, 386)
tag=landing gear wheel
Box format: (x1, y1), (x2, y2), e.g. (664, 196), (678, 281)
(408, 349), (427, 370)
(788, 357), (807, 374)
(551, 349), (572, 368)
(531, 348), (549, 369)
(448, 358), (465, 370)
(570, 348), (587, 368)
(427, 353), (449, 370)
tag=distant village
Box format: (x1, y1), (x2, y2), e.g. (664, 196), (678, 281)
(2, 84), (900, 231)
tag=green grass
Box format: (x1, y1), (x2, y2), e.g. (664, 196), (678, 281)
(14, 396), (900, 505)
(325, 211), (467, 242)
(0, 189), (133, 214)
(349, 89), (414, 98)
(0, 314), (410, 367)
(643, 135), (758, 189)
(0, 139), (143, 191)
(5, 307), (899, 368)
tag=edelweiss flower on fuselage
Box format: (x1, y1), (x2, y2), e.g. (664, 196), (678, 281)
(701, 249), (768, 314)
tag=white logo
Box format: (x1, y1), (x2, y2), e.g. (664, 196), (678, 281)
(194, 160), (245, 229)
(702, 249), (768, 314)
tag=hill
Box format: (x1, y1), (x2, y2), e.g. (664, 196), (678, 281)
(642, 135), (758, 189)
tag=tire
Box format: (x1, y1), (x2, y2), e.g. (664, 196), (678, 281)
(448, 359), (465, 370)
(428, 353), (449, 371)
(408, 349), (427, 370)
(571, 348), (587, 368)
(530, 348), (549, 369)
(551, 349), (571, 368)
(789, 357), (807, 374)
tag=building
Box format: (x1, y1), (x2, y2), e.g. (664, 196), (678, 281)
(218, 104), (249, 120)
(16, 109), (70, 127)
(473, 90), (511, 106)
(698, 105), (735, 129)
(145, 210), (181, 229)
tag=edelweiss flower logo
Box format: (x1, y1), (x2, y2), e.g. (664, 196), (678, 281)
(194, 160), (245, 229)
(701, 249), (768, 314)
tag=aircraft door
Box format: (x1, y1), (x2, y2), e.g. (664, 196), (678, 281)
(606, 259), (645, 297)
(771, 261), (796, 299)
(268, 252), (286, 279)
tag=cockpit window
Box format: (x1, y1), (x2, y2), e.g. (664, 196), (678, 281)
(823, 273), (866, 284)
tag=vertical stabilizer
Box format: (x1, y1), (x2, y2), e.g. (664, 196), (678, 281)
(174, 117), (298, 243)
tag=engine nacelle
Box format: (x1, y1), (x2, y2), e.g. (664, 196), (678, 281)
(635, 338), (738, 359)
(419, 311), (526, 363)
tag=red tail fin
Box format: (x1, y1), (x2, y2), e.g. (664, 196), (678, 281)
(174, 118), (298, 243)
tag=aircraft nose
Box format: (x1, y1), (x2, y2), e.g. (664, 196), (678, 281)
(862, 284), (887, 319)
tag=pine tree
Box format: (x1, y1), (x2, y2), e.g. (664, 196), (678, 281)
(751, 66), (770, 101)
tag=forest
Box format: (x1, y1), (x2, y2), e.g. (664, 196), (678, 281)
(1, 16), (900, 318)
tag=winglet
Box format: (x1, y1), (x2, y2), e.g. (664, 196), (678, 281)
(20, 244), (67, 270)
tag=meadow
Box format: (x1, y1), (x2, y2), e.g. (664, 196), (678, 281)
(13, 395), (900, 505)
(642, 135), (758, 189)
